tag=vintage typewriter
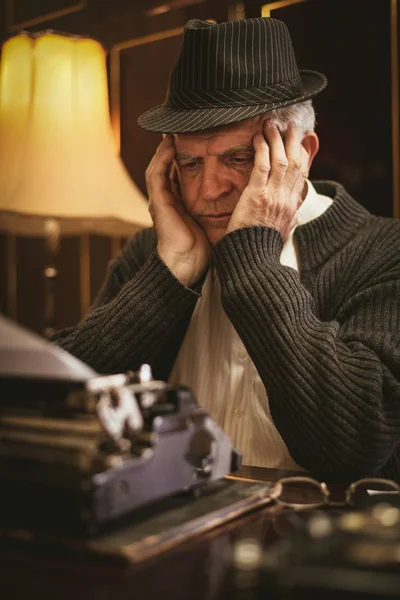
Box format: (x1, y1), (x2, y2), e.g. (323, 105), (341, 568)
(0, 315), (241, 535)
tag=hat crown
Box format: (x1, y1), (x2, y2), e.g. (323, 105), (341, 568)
(137, 17), (327, 133)
(170, 18), (300, 94)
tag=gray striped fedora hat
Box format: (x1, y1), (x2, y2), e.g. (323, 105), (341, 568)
(138, 17), (327, 134)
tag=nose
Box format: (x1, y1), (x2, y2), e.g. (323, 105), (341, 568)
(200, 157), (233, 202)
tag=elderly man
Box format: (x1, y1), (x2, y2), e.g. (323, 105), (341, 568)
(54, 18), (400, 481)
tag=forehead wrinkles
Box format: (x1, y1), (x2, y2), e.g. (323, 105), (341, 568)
(174, 129), (257, 158)
(173, 115), (264, 151)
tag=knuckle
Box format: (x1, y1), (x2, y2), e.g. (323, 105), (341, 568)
(256, 165), (271, 177)
(289, 158), (302, 172)
(276, 159), (289, 171)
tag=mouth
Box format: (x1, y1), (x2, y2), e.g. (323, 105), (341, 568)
(198, 213), (232, 226)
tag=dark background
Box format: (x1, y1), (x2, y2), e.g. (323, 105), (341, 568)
(0, 0), (398, 334)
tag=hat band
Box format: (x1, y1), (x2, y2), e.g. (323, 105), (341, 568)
(167, 78), (303, 109)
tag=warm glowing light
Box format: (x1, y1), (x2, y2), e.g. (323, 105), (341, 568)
(0, 32), (151, 236)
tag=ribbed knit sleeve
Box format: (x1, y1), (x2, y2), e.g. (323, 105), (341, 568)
(52, 229), (201, 374)
(213, 221), (400, 481)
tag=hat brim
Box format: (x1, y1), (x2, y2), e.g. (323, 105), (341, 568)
(138, 70), (327, 134)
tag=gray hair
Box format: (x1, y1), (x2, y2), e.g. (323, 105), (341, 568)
(264, 100), (316, 135)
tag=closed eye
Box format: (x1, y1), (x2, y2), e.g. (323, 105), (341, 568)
(233, 156), (250, 163)
(227, 154), (254, 167)
(177, 159), (200, 170)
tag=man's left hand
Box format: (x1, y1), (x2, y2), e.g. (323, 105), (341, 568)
(226, 122), (307, 242)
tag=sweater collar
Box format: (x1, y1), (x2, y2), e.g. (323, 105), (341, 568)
(294, 181), (370, 271)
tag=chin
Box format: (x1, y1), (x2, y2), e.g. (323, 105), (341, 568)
(206, 228), (227, 246)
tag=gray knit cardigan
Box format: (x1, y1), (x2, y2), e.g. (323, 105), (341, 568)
(53, 181), (400, 482)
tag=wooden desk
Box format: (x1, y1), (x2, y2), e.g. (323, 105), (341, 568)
(0, 467), (367, 600)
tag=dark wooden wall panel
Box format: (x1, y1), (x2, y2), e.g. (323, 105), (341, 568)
(55, 237), (81, 329)
(16, 237), (47, 334)
(9, 0), (85, 27)
(267, 0), (394, 218)
(0, 234), (8, 316)
(89, 235), (112, 305)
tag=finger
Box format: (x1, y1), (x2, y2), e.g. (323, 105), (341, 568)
(148, 178), (186, 225)
(149, 177), (186, 224)
(146, 136), (176, 201)
(247, 132), (270, 189)
(147, 136), (175, 181)
(171, 181), (181, 200)
(169, 161), (182, 198)
(284, 124), (303, 190)
(170, 161), (179, 184)
(263, 122), (288, 187)
(155, 133), (174, 155)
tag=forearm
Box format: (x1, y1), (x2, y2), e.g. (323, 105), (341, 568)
(53, 250), (200, 374)
(214, 226), (400, 479)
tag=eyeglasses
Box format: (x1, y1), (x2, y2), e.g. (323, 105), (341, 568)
(270, 476), (400, 510)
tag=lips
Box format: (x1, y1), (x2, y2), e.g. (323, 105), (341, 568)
(199, 213), (232, 226)
(202, 213), (232, 218)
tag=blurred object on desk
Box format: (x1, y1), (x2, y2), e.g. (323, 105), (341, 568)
(0, 313), (96, 381)
(229, 492), (400, 599)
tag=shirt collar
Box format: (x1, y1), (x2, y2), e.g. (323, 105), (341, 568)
(296, 180), (334, 228)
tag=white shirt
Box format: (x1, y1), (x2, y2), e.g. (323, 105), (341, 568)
(169, 181), (333, 468)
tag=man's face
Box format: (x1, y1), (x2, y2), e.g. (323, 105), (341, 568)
(174, 116), (264, 245)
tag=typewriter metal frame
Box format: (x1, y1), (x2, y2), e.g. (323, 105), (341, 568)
(0, 369), (241, 534)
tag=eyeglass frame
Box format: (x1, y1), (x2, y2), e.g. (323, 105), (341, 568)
(270, 476), (400, 511)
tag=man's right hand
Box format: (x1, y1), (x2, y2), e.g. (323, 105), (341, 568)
(145, 135), (211, 288)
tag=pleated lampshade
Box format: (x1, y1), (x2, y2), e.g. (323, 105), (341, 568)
(0, 31), (151, 236)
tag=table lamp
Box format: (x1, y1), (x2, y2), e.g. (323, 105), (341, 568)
(0, 31), (152, 335)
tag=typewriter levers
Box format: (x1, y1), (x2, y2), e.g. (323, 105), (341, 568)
(0, 316), (241, 534)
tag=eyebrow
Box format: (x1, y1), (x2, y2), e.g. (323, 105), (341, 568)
(175, 143), (254, 163)
(221, 143), (254, 159)
(175, 151), (196, 162)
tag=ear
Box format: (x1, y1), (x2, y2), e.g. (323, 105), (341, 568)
(301, 132), (319, 175)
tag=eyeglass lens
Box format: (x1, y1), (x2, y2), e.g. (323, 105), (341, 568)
(278, 478), (326, 507)
(348, 479), (400, 504)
